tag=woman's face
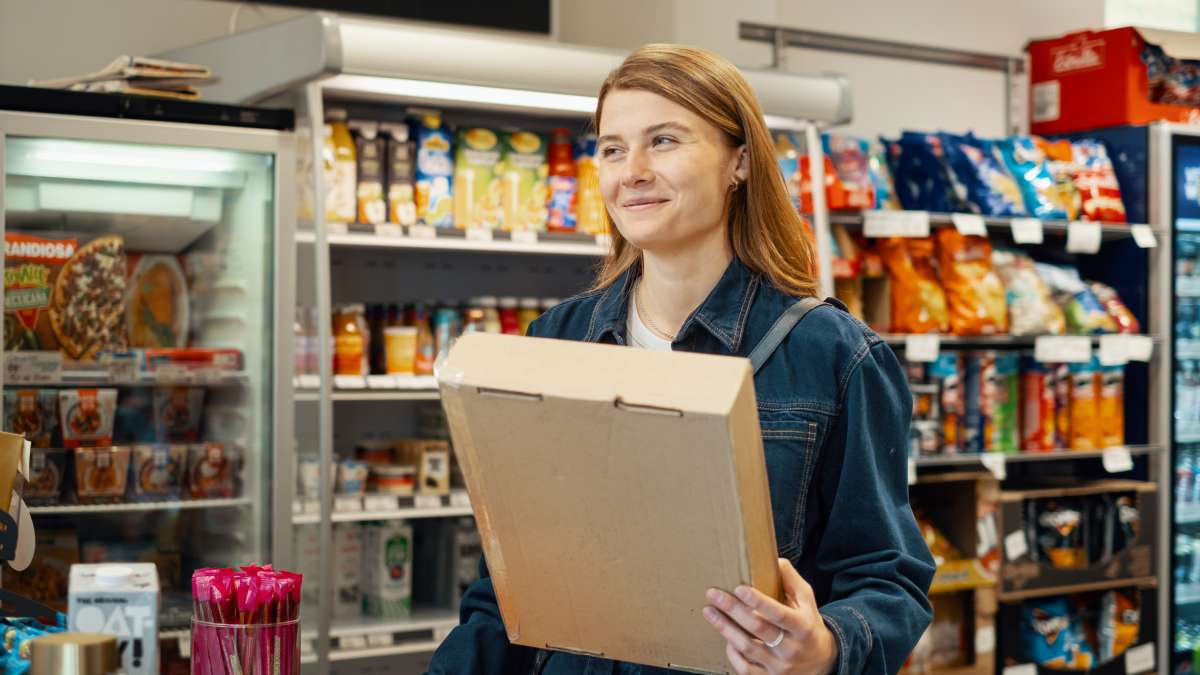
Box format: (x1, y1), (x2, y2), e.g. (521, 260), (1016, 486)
(597, 89), (746, 253)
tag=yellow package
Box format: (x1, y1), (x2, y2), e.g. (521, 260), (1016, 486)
(453, 128), (504, 230)
(500, 131), (549, 232)
(575, 134), (607, 235)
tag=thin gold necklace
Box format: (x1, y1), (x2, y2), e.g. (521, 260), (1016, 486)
(635, 279), (678, 342)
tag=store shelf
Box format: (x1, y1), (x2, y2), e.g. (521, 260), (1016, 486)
(298, 607), (459, 663)
(294, 390), (440, 402)
(29, 496), (251, 515)
(915, 445), (1163, 469)
(997, 575), (1157, 602)
(292, 491), (472, 524)
(3, 353), (247, 388)
(829, 210), (1156, 240)
(295, 227), (608, 257)
(883, 334), (1162, 349)
(1178, 502), (1200, 525)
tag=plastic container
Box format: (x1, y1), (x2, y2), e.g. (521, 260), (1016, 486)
(369, 464), (417, 496)
(190, 619), (299, 675)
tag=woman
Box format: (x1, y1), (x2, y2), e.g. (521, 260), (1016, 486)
(428, 44), (934, 675)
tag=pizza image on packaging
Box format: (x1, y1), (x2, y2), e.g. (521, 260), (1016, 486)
(49, 235), (128, 360)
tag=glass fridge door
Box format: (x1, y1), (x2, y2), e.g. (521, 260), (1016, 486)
(0, 116), (284, 641)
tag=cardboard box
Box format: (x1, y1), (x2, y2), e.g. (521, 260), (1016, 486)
(439, 332), (779, 673)
(394, 439), (451, 495)
(68, 563), (159, 675)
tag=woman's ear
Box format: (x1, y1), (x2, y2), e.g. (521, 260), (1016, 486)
(732, 145), (749, 184)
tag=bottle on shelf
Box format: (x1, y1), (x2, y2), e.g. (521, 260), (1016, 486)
(333, 303), (369, 376)
(324, 108), (358, 224)
(547, 127), (578, 232)
(368, 303), (388, 375)
(498, 297), (521, 335)
(477, 296), (502, 333)
(518, 297), (541, 336)
(412, 304), (436, 376)
(294, 306), (310, 376)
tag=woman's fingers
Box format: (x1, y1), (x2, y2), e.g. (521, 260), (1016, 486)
(777, 558), (816, 607)
(703, 605), (780, 669)
(727, 584), (804, 636)
(725, 642), (765, 675)
(706, 588), (786, 643)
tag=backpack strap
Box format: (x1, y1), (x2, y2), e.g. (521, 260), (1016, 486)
(747, 297), (831, 374)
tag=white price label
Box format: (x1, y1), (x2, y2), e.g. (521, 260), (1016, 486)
(292, 500), (303, 514)
(1004, 530), (1029, 561)
(511, 230), (538, 245)
(904, 335), (941, 362)
(303, 499), (320, 514)
(4, 352), (63, 384)
(980, 453), (1007, 480)
(334, 495), (363, 512)
(1034, 336), (1092, 363)
(595, 233), (613, 248)
(951, 213), (988, 236)
(340, 635), (368, 650)
(363, 495), (398, 511)
(450, 490), (472, 508)
(1126, 335), (1155, 362)
(415, 494), (443, 509)
(375, 223), (404, 238)
(1003, 665), (1037, 675)
(1103, 446), (1134, 473)
(178, 634), (191, 659)
(863, 210), (930, 238)
(1099, 334), (1130, 366)
(334, 375), (367, 390)
(1131, 224), (1158, 248)
(908, 458), (917, 486)
(366, 375), (398, 389)
(466, 227), (494, 242)
(975, 626), (996, 654)
(327, 221), (350, 235)
(976, 513), (998, 558)
(409, 225), (437, 240)
(1125, 642), (1155, 674)
(1067, 221), (1102, 254)
(367, 634), (396, 648)
(1010, 218), (1044, 244)
(297, 374), (321, 389)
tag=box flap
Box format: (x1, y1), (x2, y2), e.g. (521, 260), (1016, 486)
(440, 333), (779, 673)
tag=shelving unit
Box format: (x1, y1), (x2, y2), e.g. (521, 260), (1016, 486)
(28, 496), (252, 515)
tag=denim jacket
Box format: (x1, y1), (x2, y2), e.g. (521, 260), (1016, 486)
(427, 257), (934, 675)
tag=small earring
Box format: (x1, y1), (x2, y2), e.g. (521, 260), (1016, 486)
(730, 179), (739, 190)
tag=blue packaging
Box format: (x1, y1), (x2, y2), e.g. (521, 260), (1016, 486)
(999, 136), (1068, 220)
(1021, 597), (1097, 669)
(940, 132), (1026, 216)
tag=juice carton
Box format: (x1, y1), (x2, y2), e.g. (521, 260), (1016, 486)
(351, 121), (387, 226)
(453, 128), (504, 230)
(362, 521), (413, 619)
(499, 131), (549, 232)
(383, 122), (417, 226)
(415, 115), (454, 228)
(574, 134), (606, 235)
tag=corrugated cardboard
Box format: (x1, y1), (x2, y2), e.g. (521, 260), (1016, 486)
(439, 333), (780, 674)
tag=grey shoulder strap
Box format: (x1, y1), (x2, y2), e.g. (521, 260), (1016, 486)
(748, 297), (826, 374)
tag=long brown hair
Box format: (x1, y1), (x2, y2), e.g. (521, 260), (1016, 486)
(590, 43), (818, 297)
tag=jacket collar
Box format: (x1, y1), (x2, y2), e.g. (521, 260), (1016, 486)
(585, 256), (761, 353)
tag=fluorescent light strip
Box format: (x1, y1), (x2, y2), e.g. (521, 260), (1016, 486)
(323, 75), (599, 114)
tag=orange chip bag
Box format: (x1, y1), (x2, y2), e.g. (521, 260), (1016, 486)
(879, 237), (949, 334)
(934, 227), (1008, 335)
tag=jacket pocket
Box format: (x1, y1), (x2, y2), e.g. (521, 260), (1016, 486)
(757, 405), (828, 558)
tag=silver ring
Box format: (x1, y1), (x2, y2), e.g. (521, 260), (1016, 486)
(765, 628), (785, 649)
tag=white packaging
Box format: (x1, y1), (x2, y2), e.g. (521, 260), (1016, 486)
(295, 524), (320, 609)
(334, 523), (364, 620)
(68, 563), (159, 675)
(362, 521), (413, 618)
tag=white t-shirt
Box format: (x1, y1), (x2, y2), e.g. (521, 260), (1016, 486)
(627, 293), (673, 351)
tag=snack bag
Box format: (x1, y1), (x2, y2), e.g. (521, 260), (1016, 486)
(1054, 363), (1071, 449)
(963, 353), (985, 453)
(1021, 357), (1057, 452)
(414, 114), (454, 227)
(1068, 359), (1101, 451)
(499, 131), (549, 232)
(999, 136), (1068, 220)
(915, 511), (963, 566)
(823, 134), (876, 210)
(1072, 140), (1127, 223)
(868, 145), (900, 210)
(1099, 364), (1125, 448)
(1036, 264), (1118, 335)
(1033, 498), (1087, 569)
(988, 353), (1020, 453)
(1111, 494), (1140, 553)
(934, 227), (1008, 336)
(1035, 137), (1082, 220)
(775, 131), (803, 210)
(993, 249), (1066, 336)
(878, 237), (949, 334)
(881, 137), (921, 210)
(1089, 281), (1140, 334)
(453, 128), (504, 230)
(940, 133), (1025, 216)
(1022, 596), (1097, 669)
(897, 132), (971, 213)
(930, 354), (962, 453)
(1098, 591), (1140, 661)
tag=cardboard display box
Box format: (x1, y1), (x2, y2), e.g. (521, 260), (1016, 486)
(905, 587), (997, 675)
(996, 480), (1156, 601)
(439, 333), (780, 674)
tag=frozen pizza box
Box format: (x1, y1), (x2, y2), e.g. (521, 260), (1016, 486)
(439, 332), (779, 674)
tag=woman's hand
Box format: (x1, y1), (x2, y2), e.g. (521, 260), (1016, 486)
(703, 558), (839, 675)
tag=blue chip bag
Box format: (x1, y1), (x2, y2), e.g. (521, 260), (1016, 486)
(940, 133), (1026, 216)
(897, 132), (971, 213)
(880, 137), (921, 210)
(869, 143), (900, 210)
(999, 136), (1068, 220)
(1021, 597), (1097, 670)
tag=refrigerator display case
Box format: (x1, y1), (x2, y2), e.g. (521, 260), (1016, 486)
(0, 87), (296, 649)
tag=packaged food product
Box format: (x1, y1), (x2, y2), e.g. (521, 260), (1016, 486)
(929, 354), (962, 454)
(3, 530), (78, 610)
(896, 132), (971, 213)
(1099, 365), (1125, 448)
(382, 122), (417, 226)
(296, 459), (335, 500)
(333, 304), (368, 376)
(152, 387), (205, 442)
(911, 382), (939, 422)
(394, 439), (451, 495)
(1072, 140), (1127, 223)
(130, 444), (186, 500)
(369, 464), (417, 496)
(453, 128), (504, 230)
(934, 228), (1008, 336)
(351, 120), (387, 226)
(67, 562), (159, 675)
(963, 353), (984, 453)
(73, 446), (131, 503)
(187, 443), (238, 498)
(25, 448), (67, 505)
(1036, 263), (1118, 335)
(337, 460), (369, 495)
(868, 145), (900, 210)
(5, 389), (59, 448)
(1089, 282), (1140, 334)
(411, 304), (436, 376)
(1054, 363), (1071, 449)
(499, 131), (549, 232)
(334, 523), (364, 620)
(915, 511), (963, 566)
(574, 134), (606, 235)
(518, 298), (541, 336)
(999, 137), (1069, 220)
(357, 439), (393, 465)
(879, 237), (949, 334)
(59, 389), (117, 448)
(1111, 494), (1140, 553)
(940, 133), (1025, 216)
(1098, 590), (1139, 661)
(324, 108), (357, 224)
(414, 114), (454, 227)
(1021, 596), (1096, 669)
(988, 353), (1020, 453)
(1032, 498), (1087, 568)
(881, 136), (920, 210)
(52, 236), (129, 360)
(1034, 137), (1082, 221)
(993, 249), (1066, 336)
(498, 297), (521, 335)
(1021, 358), (1058, 452)
(910, 420), (941, 456)
(138, 348), (243, 373)
(546, 128), (578, 232)
(362, 521), (413, 619)
(822, 134), (875, 210)
(125, 254), (188, 349)
(1069, 359), (1101, 450)
(384, 326), (418, 376)
(4, 233), (77, 352)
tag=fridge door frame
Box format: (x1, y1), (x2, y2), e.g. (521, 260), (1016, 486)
(0, 109), (297, 570)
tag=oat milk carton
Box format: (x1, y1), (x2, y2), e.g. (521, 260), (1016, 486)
(68, 563), (159, 675)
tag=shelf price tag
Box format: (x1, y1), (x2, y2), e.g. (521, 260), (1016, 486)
(1010, 218), (1044, 244)
(903, 335), (941, 362)
(415, 494), (443, 509)
(1034, 336), (1092, 363)
(1131, 224), (1158, 248)
(296, 374), (321, 389)
(340, 635), (368, 651)
(334, 375), (367, 390)
(907, 458), (917, 486)
(1126, 336), (1154, 362)
(974, 626), (996, 655)
(327, 222), (350, 235)
(1098, 334), (1130, 366)
(466, 227), (494, 242)
(1004, 530), (1029, 561)
(450, 490), (472, 508)
(1102, 446), (1134, 473)
(595, 233), (613, 249)
(178, 634), (191, 659)
(1066, 221), (1102, 254)
(366, 375), (398, 389)
(511, 230), (538, 245)
(863, 210), (930, 238)
(363, 495), (398, 512)
(5, 352), (62, 384)
(367, 634), (395, 648)
(409, 225), (437, 240)
(1124, 642), (1155, 674)
(980, 453), (1006, 480)
(334, 496), (362, 512)
(374, 223), (404, 238)
(1003, 665), (1036, 675)
(951, 213), (987, 237)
